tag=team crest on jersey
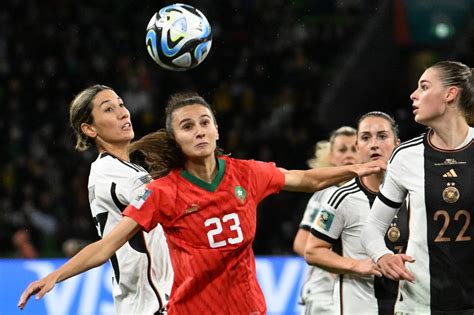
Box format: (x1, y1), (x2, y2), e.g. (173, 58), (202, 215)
(316, 210), (335, 232)
(131, 188), (152, 209)
(234, 186), (247, 203)
(442, 182), (459, 204)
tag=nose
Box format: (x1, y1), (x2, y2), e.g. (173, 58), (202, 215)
(118, 106), (129, 119)
(410, 89), (417, 101)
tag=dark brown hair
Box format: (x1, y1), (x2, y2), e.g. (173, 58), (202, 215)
(430, 60), (473, 120)
(129, 92), (222, 179)
(357, 111), (399, 139)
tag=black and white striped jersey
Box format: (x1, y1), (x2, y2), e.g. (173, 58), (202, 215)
(311, 177), (408, 315)
(88, 152), (173, 314)
(299, 186), (340, 314)
(362, 127), (474, 314)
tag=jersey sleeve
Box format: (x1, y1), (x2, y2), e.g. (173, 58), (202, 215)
(310, 197), (345, 245)
(299, 187), (335, 230)
(378, 153), (408, 207)
(123, 184), (160, 232)
(115, 172), (153, 205)
(361, 153), (408, 262)
(248, 160), (285, 202)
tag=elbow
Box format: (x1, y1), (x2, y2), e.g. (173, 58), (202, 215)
(293, 241), (304, 257)
(304, 247), (318, 265)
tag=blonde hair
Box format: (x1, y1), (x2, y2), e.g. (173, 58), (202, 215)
(307, 126), (356, 168)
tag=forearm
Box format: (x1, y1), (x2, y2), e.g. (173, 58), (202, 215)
(52, 239), (113, 283)
(293, 229), (309, 256)
(285, 165), (356, 192)
(304, 246), (358, 275)
(361, 198), (397, 262)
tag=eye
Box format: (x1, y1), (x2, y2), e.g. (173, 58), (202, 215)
(421, 84), (428, 91)
(104, 106), (113, 113)
(339, 147), (348, 153)
(360, 135), (369, 142)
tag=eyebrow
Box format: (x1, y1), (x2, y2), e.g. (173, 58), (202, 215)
(419, 79), (430, 85)
(99, 97), (122, 107)
(178, 114), (212, 126)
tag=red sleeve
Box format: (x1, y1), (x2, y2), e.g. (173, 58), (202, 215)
(123, 185), (159, 232)
(248, 159), (285, 202)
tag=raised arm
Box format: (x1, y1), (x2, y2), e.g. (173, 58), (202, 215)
(18, 217), (141, 310)
(283, 160), (386, 192)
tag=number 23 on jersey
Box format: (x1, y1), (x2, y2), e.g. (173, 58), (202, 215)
(205, 213), (244, 248)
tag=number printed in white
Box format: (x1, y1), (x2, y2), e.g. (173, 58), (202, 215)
(205, 213), (244, 248)
(223, 213), (244, 244)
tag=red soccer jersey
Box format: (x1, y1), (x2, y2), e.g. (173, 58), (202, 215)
(123, 156), (285, 314)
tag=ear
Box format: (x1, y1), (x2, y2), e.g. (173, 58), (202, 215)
(216, 124), (219, 140)
(445, 86), (459, 104)
(395, 138), (401, 146)
(81, 122), (97, 138)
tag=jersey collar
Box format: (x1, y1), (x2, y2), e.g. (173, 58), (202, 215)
(180, 158), (226, 192)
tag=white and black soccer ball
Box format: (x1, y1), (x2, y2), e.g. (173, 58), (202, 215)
(145, 3), (212, 71)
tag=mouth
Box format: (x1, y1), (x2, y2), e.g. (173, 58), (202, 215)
(370, 153), (382, 160)
(195, 142), (209, 148)
(122, 122), (132, 130)
(412, 106), (419, 115)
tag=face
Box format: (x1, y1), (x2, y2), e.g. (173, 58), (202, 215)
(357, 116), (399, 163)
(171, 104), (219, 160)
(410, 67), (450, 125)
(329, 135), (358, 166)
(81, 89), (133, 146)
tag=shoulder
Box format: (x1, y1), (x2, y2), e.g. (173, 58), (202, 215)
(389, 133), (425, 164)
(90, 153), (148, 182)
(325, 179), (360, 210)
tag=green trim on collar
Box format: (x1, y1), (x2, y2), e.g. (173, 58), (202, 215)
(180, 158), (226, 192)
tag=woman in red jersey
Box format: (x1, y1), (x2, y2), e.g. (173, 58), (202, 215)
(19, 92), (385, 314)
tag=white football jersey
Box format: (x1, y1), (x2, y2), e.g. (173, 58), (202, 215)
(363, 128), (474, 314)
(298, 186), (340, 315)
(88, 152), (173, 314)
(311, 177), (408, 315)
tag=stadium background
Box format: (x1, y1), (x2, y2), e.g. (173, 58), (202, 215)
(1, 0), (473, 268)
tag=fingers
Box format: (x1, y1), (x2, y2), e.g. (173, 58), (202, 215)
(18, 282), (40, 310)
(378, 254), (416, 282)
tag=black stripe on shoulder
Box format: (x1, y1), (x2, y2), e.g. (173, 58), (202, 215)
(110, 182), (127, 212)
(100, 152), (142, 172)
(389, 135), (424, 163)
(328, 184), (360, 209)
(310, 228), (338, 244)
(299, 224), (311, 232)
(120, 160), (142, 172)
(327, 181), (358, 206)
(377, 192), (403, 209)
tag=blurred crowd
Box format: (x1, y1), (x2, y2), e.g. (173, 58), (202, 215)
(1, 0), (468, 257)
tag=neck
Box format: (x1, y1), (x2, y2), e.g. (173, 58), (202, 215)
(97, 142), (130, 161)
(185, 155), (217, 184)
(429, 116), (469, 150)
(360, 171), (384, 193)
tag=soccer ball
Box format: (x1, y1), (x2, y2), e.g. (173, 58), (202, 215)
(145, 3), (212, 71)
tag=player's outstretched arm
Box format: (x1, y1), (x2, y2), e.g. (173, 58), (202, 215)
(283, 159), (386, 192)
(18, 217), (141, 310)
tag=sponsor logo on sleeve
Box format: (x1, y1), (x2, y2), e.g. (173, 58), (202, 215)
(316, 210), (335, 232)
(131, 188), (152, 210)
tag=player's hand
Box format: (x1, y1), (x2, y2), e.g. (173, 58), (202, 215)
(377, 253), (415, 282)
(352, 258), (383, 277)
(18, 274), (58, 310)
(355, 160), (387, 177)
